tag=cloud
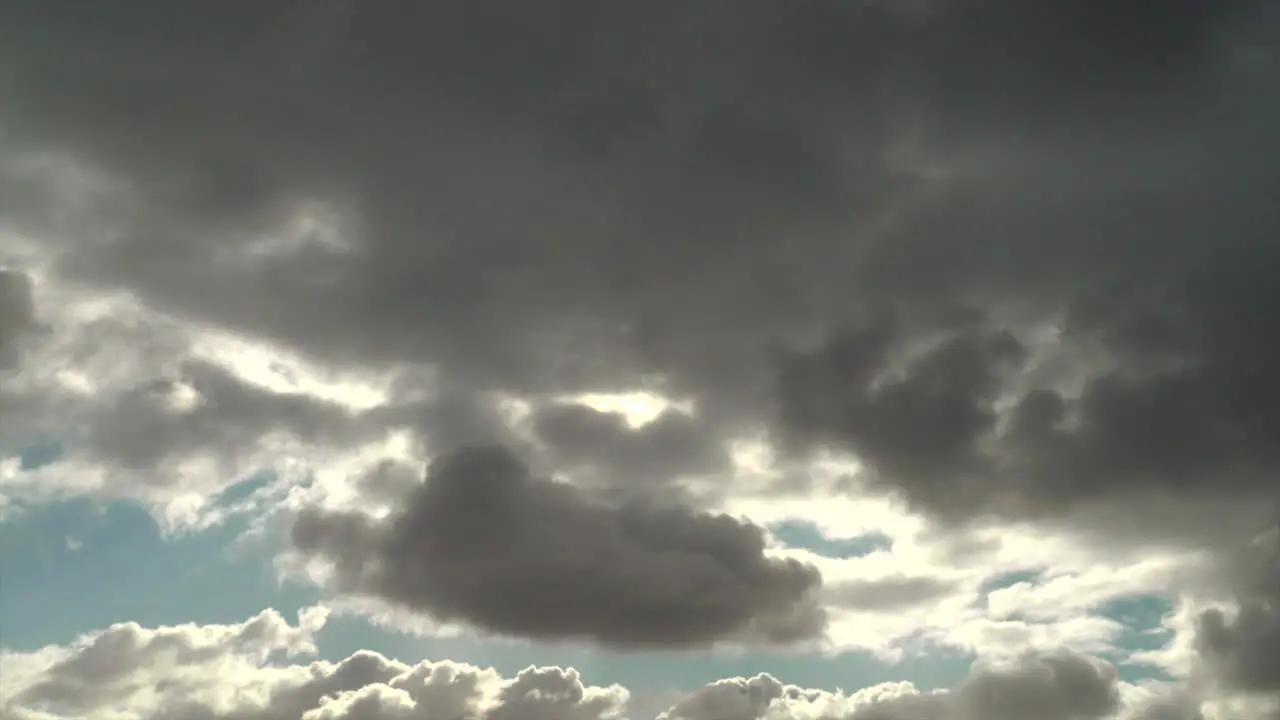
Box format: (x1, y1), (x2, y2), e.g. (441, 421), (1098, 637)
(2, 606), (328, 717)
(1, 608), (629, 720)
(79, 358), (379, 479)
(4, 609), (1246, 720)
(827, 576), (958, 613)
(1191, 532), (1280, 695)
(1, 0), (1278, 711)
(290, 445), (825, 648)
(0, 268), (37, 368)
(0, 0), (1274, 540)
(529, 402), (730, 501)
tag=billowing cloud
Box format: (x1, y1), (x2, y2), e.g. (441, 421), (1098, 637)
(291, 445), (825, 648)
(1192, 532), (1280, 695)
(3, 609), (1244, 720)
(6, 607), (328, 715)
(0, 608), (629, 720)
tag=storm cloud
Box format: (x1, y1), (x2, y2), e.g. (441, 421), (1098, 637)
(2, 0), (1276, 531)
(291, 445), (825, 648)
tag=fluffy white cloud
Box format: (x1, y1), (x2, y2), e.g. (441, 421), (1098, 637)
(1, 609), (1250, 720)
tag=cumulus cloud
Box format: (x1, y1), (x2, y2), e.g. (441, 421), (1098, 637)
(1192, 532), (1280, 695)
(290, 445), (825, 648)
(1, 609), (629, 720)
(1, 606), (329, 718)
(4, 609), (1238, 720)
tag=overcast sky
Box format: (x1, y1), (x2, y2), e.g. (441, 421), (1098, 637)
(2, 2), (1279, 719)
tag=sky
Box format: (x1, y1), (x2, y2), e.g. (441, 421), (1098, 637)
(0, 2), (1278, 719)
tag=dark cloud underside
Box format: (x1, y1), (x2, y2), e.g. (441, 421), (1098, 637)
(292, 445), (825, 648)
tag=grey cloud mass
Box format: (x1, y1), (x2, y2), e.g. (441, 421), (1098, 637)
(530, 403), (731, 501)
(292, 445), (825, 648)
(1, 0), (1276, 529)
(1194, 535), (1280, 695)
(2, 0), (1280, 697)
(0, 269), (36, 368)
(84, 359), (379, 476)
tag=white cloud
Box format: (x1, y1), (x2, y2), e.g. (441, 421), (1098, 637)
(2, 609), (1251, 720)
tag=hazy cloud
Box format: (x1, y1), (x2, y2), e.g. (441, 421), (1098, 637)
(828, 576), (959, 613)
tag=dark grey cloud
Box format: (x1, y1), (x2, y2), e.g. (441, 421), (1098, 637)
(0, 267), (68, 459)
(291, 445), (825, 647)
(81, 359), (379, 477)
(1, 0), (1275, 535)
(1193, 530), (1280, 694)
(0, 268), (36, 369)
(775, 322), (1029, 513)
(530, 403), (730, 500)
(1198, 600), (1280, 693)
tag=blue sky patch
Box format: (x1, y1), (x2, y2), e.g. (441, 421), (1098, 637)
(1095, 593), (1176, 681)
(16, 438), (64, 472)
(768, 520), (893, 558)
(0, 498), (315, 649)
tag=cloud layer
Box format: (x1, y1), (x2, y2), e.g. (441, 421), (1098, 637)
(3, 0), (1276, 529)
(1, 0), (1279, 714)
